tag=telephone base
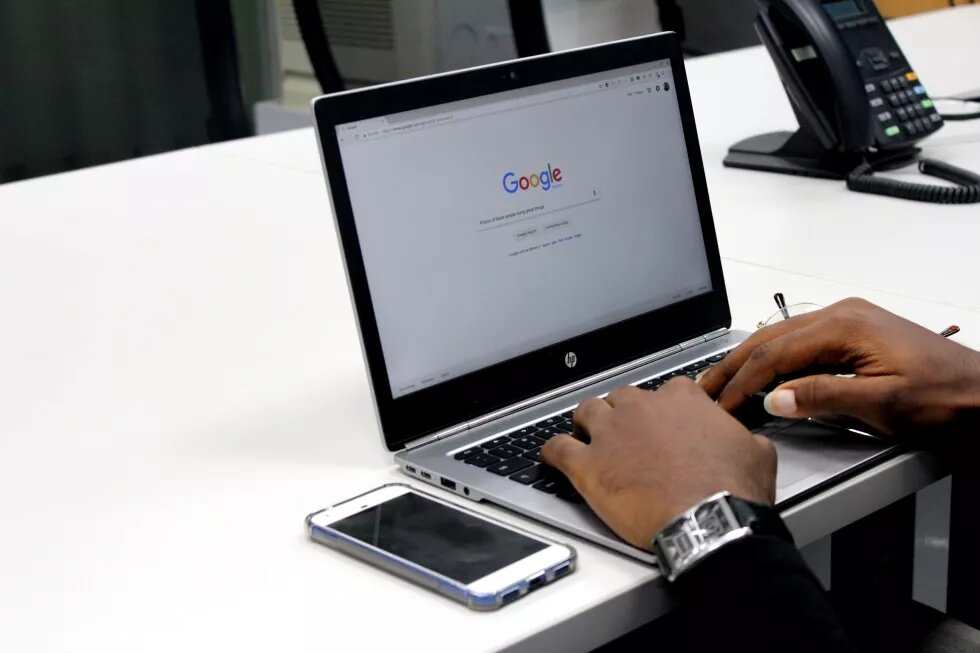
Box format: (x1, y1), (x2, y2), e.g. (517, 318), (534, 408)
(724, 130), (919, 180)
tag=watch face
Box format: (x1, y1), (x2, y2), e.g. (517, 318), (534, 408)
(694, 501), (737, 540)
(661, 529), (696, 561)
(656, 494), (751, 581)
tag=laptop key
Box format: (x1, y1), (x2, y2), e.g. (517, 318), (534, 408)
(465, 453), (500, 468)
(454, 446), (482, 460)
(534, 416), (561, 429)
(535, 426), (562, 440)
(488, 444), (522, 459)
(487, 457), (533, 476)
(707, 352), (727, 363)
(512, 435), (546, 450)
(509, 465), (545, 485)
(510, 426), (540, 438)
(557, 487), (585, 504)
(480, 436), (510, 449)
(560, 411), (574, 420)
(684, 361), (709, 372)
(553, 419), (574, 432)
(523, 448), (542, 463)
(532, 478), (560, 494)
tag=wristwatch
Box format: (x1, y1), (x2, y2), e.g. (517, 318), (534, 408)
(652, 491), (791, 582)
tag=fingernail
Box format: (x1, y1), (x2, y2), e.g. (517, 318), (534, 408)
(694, 370), (706, 384)
(764, 389), (797, 417)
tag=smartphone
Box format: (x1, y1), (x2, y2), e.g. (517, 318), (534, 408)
(306, 483), (576, 610)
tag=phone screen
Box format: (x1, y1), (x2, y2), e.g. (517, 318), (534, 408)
(329, 492), (549, 584)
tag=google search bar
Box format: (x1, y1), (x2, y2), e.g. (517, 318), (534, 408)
(478, 187), (603, 233)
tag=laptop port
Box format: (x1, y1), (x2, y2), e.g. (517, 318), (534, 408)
(527, 574), (546, 591)
(405, 466), (416, 474)
(501, 588), (522, 605)
(440, 477), (457, 490)
(420, 471), (432, 480)
(553, 563), (572, 578)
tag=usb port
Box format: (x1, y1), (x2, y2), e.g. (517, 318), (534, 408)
(420, 471), (432, 480)
(405, 466), (416, 474)
(528, 574), (546, 591)
(501, 588), (522, 604)
(553, 563), (572, 578)
(440, 477), (457, 490)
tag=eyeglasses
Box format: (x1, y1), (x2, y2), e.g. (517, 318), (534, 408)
(756, 293), (962, 339)
(756, 293), (823, 329)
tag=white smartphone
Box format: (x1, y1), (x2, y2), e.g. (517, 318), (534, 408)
(306, 483), (576, 610)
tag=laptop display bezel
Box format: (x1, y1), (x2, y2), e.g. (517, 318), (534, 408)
(313, 32), (731, 451)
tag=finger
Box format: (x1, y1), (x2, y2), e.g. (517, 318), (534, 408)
(763, 374), (898, 434)
(541, 434), (590, 483)
(751, 434), (778, 504)
(699, 308), (828, 399)
(604, 385), (644, 407)
(572, 396), (613, 441)
(715, 323), (849, 413)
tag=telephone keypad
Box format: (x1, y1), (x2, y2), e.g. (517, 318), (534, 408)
(872, 70), (942, 142)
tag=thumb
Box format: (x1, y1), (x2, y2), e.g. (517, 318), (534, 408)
(541, 434), (589, 482)
(763, 374), (891, 423)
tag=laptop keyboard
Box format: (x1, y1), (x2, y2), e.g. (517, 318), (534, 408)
(451, 350), (730, 505)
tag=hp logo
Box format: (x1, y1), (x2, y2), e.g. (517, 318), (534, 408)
(564, 352), (578, 369)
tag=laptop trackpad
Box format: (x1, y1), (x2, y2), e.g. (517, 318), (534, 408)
(762, 418), (892, 499)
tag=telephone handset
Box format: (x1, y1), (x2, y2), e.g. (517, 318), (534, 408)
(725, 0), (980, 204)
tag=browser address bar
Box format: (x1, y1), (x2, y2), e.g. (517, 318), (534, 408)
(377, 81), (612, 139)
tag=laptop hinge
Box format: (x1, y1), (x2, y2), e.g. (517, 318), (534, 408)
(463, 339), (702, 441)
(704, 327), (728, 343)
(403, 423), (470, 452)
(401, 328), (731, 452)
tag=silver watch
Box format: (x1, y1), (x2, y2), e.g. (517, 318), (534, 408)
(652, 491), (755, 582)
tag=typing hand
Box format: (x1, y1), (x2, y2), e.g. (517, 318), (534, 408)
(698, 298), (980, 439)
(541, 381), (775, 550)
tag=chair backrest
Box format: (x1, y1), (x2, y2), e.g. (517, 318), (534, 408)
(508, 0), (551, 58)
(196, 0), (251, 143)
(291, 0), (345, 94)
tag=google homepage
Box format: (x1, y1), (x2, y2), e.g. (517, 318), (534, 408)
(338, 62), (712, 398)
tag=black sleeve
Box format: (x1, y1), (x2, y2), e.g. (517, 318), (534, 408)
(672, 535), (857, 653)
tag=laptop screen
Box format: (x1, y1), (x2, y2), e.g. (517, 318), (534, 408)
(336, 60), (712, 399)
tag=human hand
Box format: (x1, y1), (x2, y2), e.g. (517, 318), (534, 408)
(699, 298), (980, 439)
(541, 381), (776, 550)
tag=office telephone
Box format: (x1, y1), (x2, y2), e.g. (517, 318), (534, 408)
(724, 0), (980, 204)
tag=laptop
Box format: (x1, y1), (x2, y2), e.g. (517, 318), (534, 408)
(311, 32), (895, 562)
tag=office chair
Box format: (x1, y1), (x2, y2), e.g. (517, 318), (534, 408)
(508, 0), (551, 58)
(196, 0), (250, 143)
(656, 0), (687, 43)
(291, 0), (345, 94)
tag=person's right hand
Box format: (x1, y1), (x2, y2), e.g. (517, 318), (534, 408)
(698, 298), (980, 440)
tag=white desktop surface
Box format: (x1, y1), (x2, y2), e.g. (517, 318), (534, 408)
(1, 7), (979, 653)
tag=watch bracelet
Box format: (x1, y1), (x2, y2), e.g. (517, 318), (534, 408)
(651, 492), (792, 581)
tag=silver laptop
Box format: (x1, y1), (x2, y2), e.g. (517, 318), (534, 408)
(311, 32), (895, 562)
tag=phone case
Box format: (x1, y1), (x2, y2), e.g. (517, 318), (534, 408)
(306, 483), (576, 610)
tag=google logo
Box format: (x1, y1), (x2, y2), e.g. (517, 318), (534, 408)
(502, 164), (563, 193)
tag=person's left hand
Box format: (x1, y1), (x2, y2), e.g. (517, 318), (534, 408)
(541, 379), (777, 550)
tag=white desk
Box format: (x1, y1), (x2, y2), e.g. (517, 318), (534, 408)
(2, 7), (979, 653)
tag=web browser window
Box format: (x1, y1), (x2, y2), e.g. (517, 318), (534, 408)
(337, 60), (712, 398)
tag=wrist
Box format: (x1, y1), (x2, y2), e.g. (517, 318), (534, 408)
(952, 349), (980, 432)
(652, 492), (791, 582)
